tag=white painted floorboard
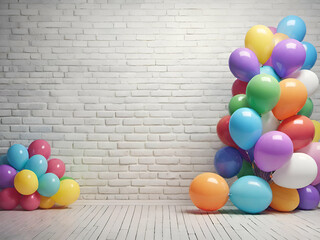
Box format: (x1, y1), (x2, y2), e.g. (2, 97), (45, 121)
(1, 201), (320, 240)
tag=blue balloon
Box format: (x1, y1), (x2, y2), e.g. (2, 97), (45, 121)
(24, 154), (48, 178)
(214, 147), (243, 178)
(0, 155), (9, 165)
(302, 42), (317, 70)
(277, 15), (306, 42)
(229, 108), (262, 150)
(229, 176), (272, 214)
(247, 146), (255, 162)
(7, 144), (29, 171)
(260, 66), (281, 82)
(38, 173), (60, 197)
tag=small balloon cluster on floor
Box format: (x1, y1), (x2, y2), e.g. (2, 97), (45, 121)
(0, 140), (80, 210)
(190, 15), (320, 214)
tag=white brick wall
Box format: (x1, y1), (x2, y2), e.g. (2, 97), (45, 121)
(0, 0), (320, 200)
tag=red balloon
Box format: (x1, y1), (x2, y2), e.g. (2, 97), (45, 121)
(20, 192), (41, 211)
(232, 79), (248, 96)
(277, 115), (315, 151)
(28, 139), (51, 159)
(47, 158), (65, 179)
(217, 116), (238, 148)
(0, 188), (21, 210)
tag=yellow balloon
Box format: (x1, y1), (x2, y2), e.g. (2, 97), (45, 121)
(39, 196), (55, 209)
(14, 170), (38, 195)
(312, 120), (320, 142)
(269, 182), (299, 212)
(52, 179), (80, 206)
(245, 25), (274, 64)
(273, 33), (289, 46)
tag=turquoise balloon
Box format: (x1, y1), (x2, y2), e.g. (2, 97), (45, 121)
(24, 154), (48, 178)
(302, 42), (317, 70)
(38, 173), (60, 197)
(260, 66), (281, 82)
(229, 108), (262, 150)
(7, 144), (29, 171)
(0, 155), (9, 165)
(277, 15), (306, 42)
(229, 176), (272, 214)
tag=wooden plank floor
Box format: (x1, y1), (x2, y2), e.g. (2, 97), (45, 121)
(0, 201), (320, 240)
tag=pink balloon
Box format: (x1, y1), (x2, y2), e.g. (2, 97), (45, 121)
(20, 192), (41, 211)
(0, 188), (21, 210)
(264, 57), (273, 67)
(47, 158), (65, 179)
(268, 26), (277, 34)
(298, 142), (320, 185)
(254, 131), (293, 172)
(28, 139), (51, 160)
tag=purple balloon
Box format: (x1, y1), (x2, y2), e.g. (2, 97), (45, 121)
(229, 48), (260, 82)
(271, 39), (306, 78)
(268, 26), (277, 34)
(315, 183), (320, 193)
(0, 164), (17, 188)
(298, 185), (320, 210)
(238, 148), (251, 163)
(254, 131), (293, 172)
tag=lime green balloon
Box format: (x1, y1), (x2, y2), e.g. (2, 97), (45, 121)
(237, 160), (254, 178)
(246, 73), (280, 114)
(60, 176), (74, 181)
(298, 98), (313, 118)
(228, 94), (249, 115)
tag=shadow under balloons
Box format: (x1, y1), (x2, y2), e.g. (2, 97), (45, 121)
(185, 208), (244, 215)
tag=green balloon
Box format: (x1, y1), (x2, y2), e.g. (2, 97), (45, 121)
(298, 98), (313, 118)
(246, 74), (280, 114)
(228, 94), (249, 115)
(237, 160), (254, 178)
(60, 176), (74, 181)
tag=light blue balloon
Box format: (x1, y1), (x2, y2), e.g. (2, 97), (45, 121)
(0, 155), (9, 165)
(260, 66), (281, 82)
(277, 15), (306, 42)
(229, 108), (262, 150)
(7, 144), (29, 171)
(302, 42), (317, 70)
(38, 173), (60, 197)
(229, 176), (272, 214)
(24, 154), (48, 178)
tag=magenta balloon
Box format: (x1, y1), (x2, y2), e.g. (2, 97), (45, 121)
(271, 39), (306, 78)
(254, 131), (293, 172)
(297, 142), (320, 185)
(229, 48), (260, 82)
(0, 165), (17, 188)
(268, 26), (277, 34)
(298, 185), (320, 210)
(264, 57), (273, 67)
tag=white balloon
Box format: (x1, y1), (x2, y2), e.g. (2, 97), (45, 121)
(261, 111), (280, 134)
(289, 70), (319, 96)
(272, 153), (317, 189)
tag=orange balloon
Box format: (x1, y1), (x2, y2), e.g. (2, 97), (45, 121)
(269, 182), (299, 212)
(39, 195), (55, 209)
(273, 33), (289, 46)
(189, 173), (229, 211)
(272, 78), (307, 120)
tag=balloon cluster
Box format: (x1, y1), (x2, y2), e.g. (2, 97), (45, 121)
(190, 16), (320, 214)
(0, 140), (80, 210)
